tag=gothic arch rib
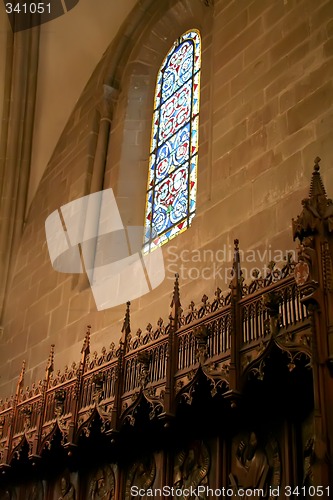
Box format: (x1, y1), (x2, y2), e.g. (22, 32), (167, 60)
(101, 0), (213, 234)
(102, 0), (212, 88)
(38, 419), (67, 455)
(120, 388), (164, 427)
(175, 364), (230, 406)
(76, 404), (113, 440)
(241, 337), (312, 389)
(8, 433), (30, 464)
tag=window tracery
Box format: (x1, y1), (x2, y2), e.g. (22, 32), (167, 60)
(144, 30), (201, 253)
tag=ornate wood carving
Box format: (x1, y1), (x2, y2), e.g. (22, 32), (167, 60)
(173, 441), (210, 498)
(89, 464), (115, 499)
(292, 159), (333, 489)
(0, 262), (312, 473)
(1, 160), (332, 492)
(229, 432), (281, 497)
(125, 455), (156, 500)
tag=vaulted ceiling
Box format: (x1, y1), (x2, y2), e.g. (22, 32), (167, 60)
(0, 0), (137, 210)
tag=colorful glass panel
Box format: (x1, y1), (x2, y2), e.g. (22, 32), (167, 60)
(144, 30), (201, 253)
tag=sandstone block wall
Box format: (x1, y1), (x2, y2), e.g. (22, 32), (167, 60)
(1, 0), (332, 398)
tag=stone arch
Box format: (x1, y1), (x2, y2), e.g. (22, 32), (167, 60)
(103, 0), (213, 232)
(0, 0), (214, 397)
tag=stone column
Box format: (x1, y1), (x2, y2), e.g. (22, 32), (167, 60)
(91, 84), (119, 194)
(0, 24), (40, 322)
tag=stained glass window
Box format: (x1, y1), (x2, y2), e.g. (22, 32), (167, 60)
(143, 30), (201, 253)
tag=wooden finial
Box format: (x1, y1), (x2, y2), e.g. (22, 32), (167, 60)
(18, 360), (26, 384)
(170, 273), (181, 309)
(81, 326), (91, 355)
(16, 360), (26, 397)
(230, 239), (243, 294)
(314, 156), (321, 172)
(46, 344), (55, 377)
(122, 301), (131, 334)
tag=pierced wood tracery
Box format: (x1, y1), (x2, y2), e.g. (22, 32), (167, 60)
(0, 245), (312, 470)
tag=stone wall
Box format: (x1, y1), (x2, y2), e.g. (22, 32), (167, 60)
(1, 0), (333, 397)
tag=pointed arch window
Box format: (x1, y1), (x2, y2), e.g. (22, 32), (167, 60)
(144, 30), (201, 253)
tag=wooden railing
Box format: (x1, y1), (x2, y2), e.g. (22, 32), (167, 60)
(0, 258), (310, 466)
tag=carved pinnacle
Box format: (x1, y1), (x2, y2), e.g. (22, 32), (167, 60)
(122, 301), (131, 335)
(170, 273), (181, 309)
(46, 344), (55, 378)
(16, 360), (26, 398)
(309, 157), (326, 199)
(314, 156), (321, 171)
(81, 325), (91, 356)
(18, 360), (26, 385)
